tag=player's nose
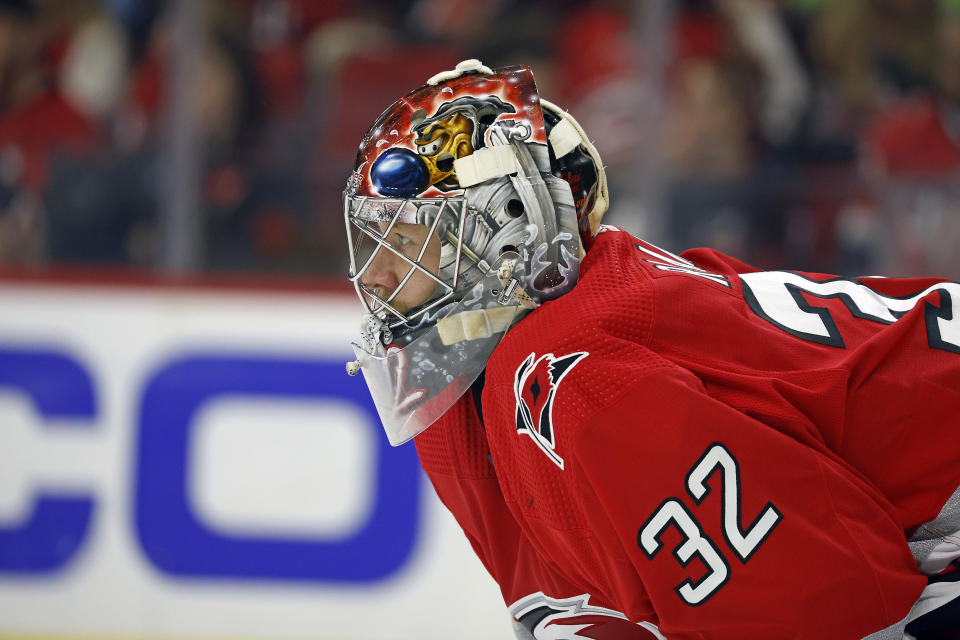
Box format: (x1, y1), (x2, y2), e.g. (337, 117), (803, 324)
(360, 249), (401, 294)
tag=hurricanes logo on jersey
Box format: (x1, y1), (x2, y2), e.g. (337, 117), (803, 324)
(509, 591), (666, 640)
(513, 351), (588, 469)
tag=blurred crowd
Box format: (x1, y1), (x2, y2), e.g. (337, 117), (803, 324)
(0, 0), (959, 278)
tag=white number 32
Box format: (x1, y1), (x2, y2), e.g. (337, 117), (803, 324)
(740, 271), (960, 352)
(637, 443), (782, 606)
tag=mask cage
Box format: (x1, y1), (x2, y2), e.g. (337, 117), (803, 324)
(344, 193), (469, 329)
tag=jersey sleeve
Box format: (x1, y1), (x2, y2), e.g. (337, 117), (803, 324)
(572, 361), (926, 640)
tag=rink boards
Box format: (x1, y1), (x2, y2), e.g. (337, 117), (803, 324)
(0, 277), (512, 640)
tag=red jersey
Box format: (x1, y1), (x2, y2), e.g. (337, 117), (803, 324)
(413, 226), (960, 639)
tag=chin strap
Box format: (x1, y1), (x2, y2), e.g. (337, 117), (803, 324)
(436, 306), (523, 345)
(435, 257), (538, 345)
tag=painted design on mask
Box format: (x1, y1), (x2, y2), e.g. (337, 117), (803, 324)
(410, 95), (514, 191)
(352, 66), (546, 199)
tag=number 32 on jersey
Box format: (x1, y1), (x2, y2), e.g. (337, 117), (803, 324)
(637, 443), (782, 606)
(741, 271), (960, 352)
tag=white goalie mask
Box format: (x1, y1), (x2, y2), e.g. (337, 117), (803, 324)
(344, 60), (608, 445)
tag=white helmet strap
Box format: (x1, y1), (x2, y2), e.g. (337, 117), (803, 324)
(453, 144), (519, 188)
(540, 98), (610, 238)
(546, 116), (581, 159)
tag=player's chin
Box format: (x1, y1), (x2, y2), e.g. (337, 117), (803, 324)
(381, 287), (434, 316)
(371, 288), (405, 313)
(385, 295), (414, 315)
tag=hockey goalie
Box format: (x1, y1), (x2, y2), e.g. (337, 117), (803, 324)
(343, 60), (960, 640)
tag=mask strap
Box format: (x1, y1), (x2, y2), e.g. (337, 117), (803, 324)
(453, 145), (519, 187)
(540, 99), (610, 237)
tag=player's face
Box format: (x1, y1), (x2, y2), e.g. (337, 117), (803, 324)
(360, 222), (441, 313)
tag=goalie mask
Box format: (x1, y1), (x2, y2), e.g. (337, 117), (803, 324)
(345, 60), (609, 446)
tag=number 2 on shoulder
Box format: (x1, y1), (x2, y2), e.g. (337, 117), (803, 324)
(637, 443), (782, 606)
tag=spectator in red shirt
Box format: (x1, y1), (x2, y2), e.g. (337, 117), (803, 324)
(863, 10), (960, 177)
(0, 0), (100, 262)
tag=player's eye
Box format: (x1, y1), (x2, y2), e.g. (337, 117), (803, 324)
(389, 234), (413, 252)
